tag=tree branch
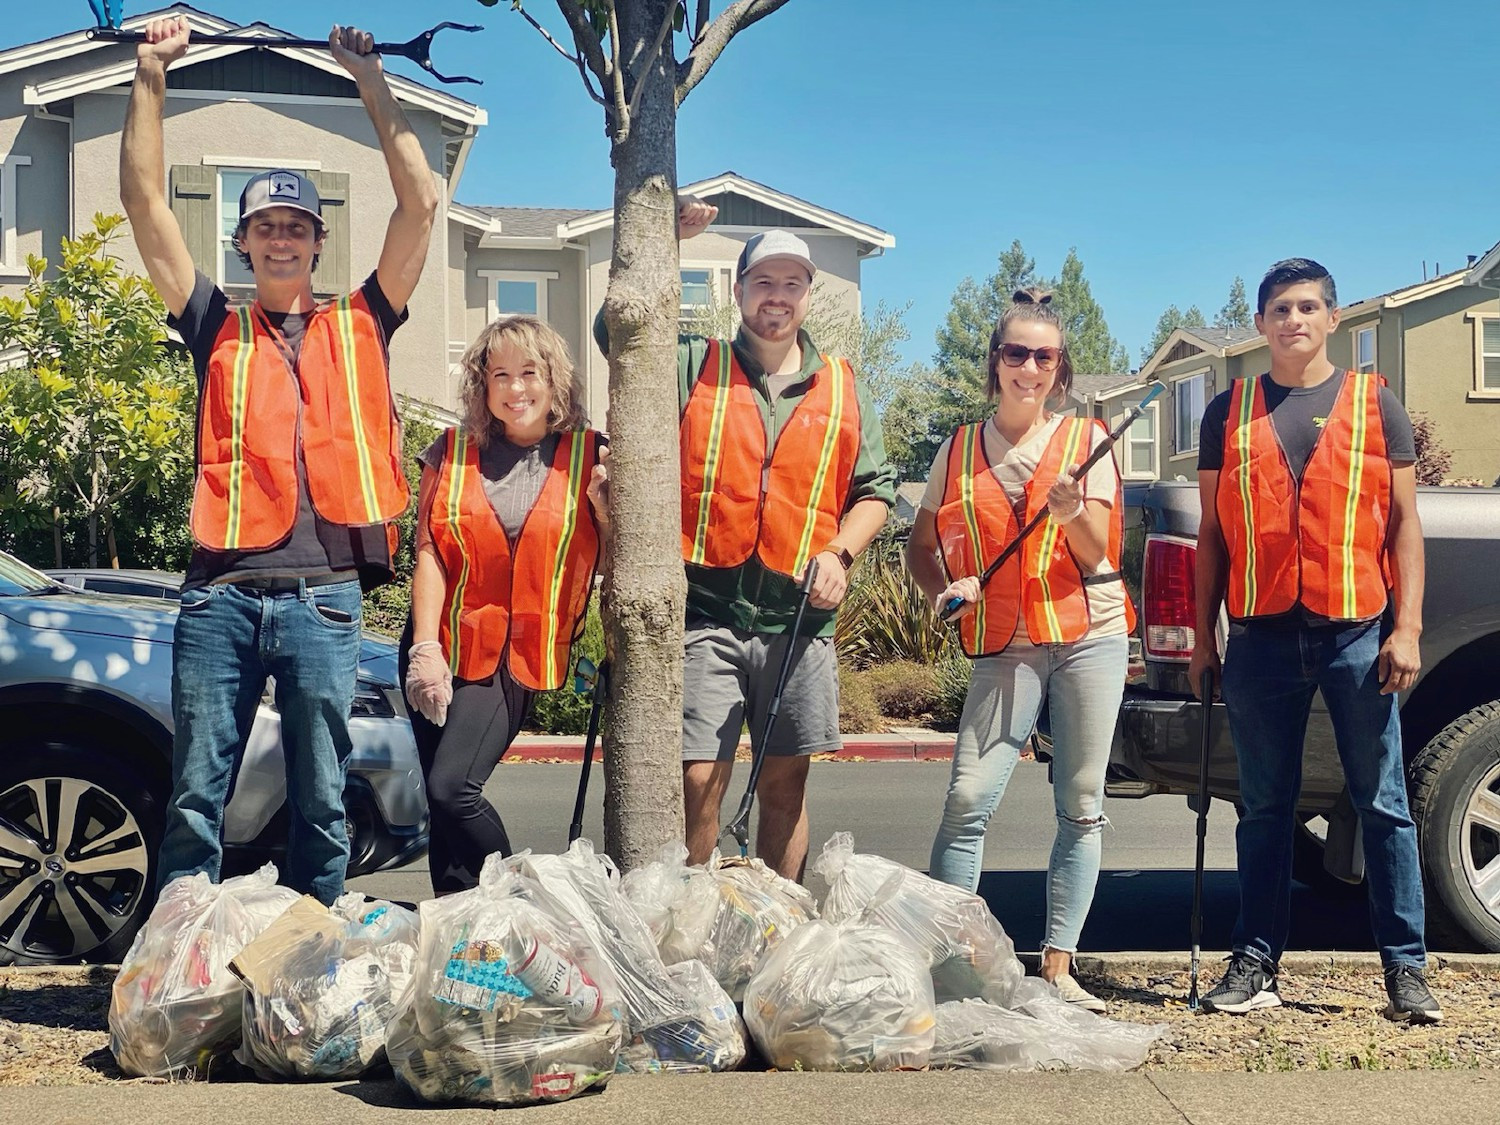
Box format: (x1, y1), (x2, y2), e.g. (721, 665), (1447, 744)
(554, 1), (615, 104)
(624, 0), (680, 127)
(520, 2), (608, 106)
(676, 0), (794, 104)
(604, 2), (629, 137)
(694, 0), (710, 41)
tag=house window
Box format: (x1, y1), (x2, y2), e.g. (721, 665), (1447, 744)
(479, 270), (557, 323)
(218, 168), (261, 293)
(1482, 317), (1500, 393)
(681, 268), (713, 316)
(1118, 402), (1158, 479)
(1353, 324), (1376, 374)
(1173, 371), (1207, 455)
(0, 153), (32, 272)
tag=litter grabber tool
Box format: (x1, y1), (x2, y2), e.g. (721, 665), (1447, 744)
(85, 21), (485, 85)
(1188, 667), (1215, 1011)
(567, 656), (608, 846)
(723, 559), (819, 858)
(940, 381), (1165, 622)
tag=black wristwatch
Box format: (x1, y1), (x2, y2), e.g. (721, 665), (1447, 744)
(830, 546), (856, 571)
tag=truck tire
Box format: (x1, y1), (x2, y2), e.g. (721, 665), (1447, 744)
(1408, 701), (1500, 953)
(0, 738), (164, 965)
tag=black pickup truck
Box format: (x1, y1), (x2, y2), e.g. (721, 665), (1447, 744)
(1106, 480), (1500, 951)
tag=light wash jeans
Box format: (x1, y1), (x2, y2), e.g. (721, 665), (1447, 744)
(930, 632), (1128, 953)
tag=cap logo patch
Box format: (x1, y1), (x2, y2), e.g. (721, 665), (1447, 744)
(268, 172), (302, 200)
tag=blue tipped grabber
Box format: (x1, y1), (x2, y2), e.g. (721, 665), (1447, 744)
(1188, 667), (1216, 1011)
(724, 559), (819, 859)
(84, 21), (484, 84)
(939, 381), (1167, 623)
(567, 656), (608, 845)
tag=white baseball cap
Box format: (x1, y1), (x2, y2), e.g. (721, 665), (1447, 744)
(736, 229), (816, 281)
(239, 169), (322, 223)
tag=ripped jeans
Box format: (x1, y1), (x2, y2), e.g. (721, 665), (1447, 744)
(929, 632), (1128, 954)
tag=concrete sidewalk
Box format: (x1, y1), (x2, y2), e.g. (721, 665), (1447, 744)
(506, 730), (958, 762)
(1, 1071), (1494, 1124)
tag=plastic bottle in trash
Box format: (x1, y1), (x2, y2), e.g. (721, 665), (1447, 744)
(507, 934), (602, 1024)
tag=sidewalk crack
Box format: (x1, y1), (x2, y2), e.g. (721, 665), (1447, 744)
(1145, 1072), (1195, 1124)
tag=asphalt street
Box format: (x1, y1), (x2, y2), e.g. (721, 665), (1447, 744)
(349, 760), (1379, 955)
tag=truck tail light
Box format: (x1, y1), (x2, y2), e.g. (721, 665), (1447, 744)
(1143, 535), (1196, 661)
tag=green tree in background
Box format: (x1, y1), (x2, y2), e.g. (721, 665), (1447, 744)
(0, 214), (195, 567)
(1054, 247), (1130, 375)
(1141, 303), (1206, 365)
(1216, 275), (1252, 330)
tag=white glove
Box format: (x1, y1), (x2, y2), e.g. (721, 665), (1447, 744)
(405, 641), (453, 727)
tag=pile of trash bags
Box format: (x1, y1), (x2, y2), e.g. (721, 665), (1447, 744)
(109, 835), (1162, 1100)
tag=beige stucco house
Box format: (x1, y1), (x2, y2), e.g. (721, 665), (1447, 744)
(0, 4), (894, 423)
(1135, 257), (1500, 485)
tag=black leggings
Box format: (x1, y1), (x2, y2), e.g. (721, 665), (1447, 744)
(399, 624), (532, 894)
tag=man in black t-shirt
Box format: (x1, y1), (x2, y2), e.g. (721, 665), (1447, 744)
(1189, 259), (1441, 1024)
(120, 16), (439, 904)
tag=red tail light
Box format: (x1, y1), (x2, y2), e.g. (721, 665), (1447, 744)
(1143, 535), (1196, 661)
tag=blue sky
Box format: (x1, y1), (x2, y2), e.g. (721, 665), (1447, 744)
(15, 1), (1500, 370)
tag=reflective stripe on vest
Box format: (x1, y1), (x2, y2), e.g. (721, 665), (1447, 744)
(936, 416), (1134, 654)
(431, 427), (600, 690)
(191, 292), (408, 551)
(1216, 371), (1391, 621)
(679, 340), (861, 576)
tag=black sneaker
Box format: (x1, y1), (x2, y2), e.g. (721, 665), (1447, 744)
(1384, 965), (1443, 1024)
(1201, 952), (1282, 1014)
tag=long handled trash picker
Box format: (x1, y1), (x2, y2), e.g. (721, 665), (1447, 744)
(723, 560), (819, 859)
(85, 21), (485, 84)
(1188, 667), (1216, 1011)
(940, 381), (1166, 622)
(567, 656), (608, 846)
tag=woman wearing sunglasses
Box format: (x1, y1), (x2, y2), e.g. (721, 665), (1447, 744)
(400, 314), (609, 894)
(905, 288), (1134, 1012)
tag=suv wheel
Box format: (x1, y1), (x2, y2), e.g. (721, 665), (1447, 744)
(0, 740), (163, 965)
(1409, 701), (1500, 952)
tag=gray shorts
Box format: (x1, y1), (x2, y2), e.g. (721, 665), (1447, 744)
(682, 614), (842, 762)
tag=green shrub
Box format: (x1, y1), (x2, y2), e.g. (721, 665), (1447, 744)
(835, 539), (956, 668)
(930, 648), (973, 730)
(525, 601), (607, 735)
(861, 659), (941, 720)
(837, 664), (883, 734)
(360, 410), (441, 636)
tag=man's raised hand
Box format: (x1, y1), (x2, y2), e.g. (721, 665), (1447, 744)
(329, 24), (382, 82)
(138, 15), (190, 68)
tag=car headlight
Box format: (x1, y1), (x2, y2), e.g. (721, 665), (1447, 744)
(351, 676), (397, 719)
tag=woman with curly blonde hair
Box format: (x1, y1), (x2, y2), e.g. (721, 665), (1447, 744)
(400, 314), (609, 892)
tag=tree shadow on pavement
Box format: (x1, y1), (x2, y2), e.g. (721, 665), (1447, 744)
(0, 974), (113, 1033)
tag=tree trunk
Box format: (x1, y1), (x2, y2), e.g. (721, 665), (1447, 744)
(105, 512), (120, 569)
(52, 507), (63, 568)
(598, 0), (687, 871)
(87, 511), (98, 568)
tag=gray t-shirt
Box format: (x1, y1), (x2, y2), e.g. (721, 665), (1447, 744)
(1198, 369), (1415, 475)
(420, 430), (560, 543)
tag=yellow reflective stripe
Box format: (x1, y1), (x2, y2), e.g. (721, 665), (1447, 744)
(335, 297), (381, 521)
(444, 432), (472, 676)
(543, 432), (586, 688)
(958, 424), (986, 646)
(790, 358), (848, 577)
(1034, 419), (1087, 640)
(1340, 371), (1370, 618)
(1233, 378), (1258, 614)
(689, 343), (733, 565)
(225, 308), (254, 550)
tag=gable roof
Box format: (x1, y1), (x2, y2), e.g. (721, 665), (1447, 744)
(1468, 239), (1500, 290)
(1071, 373), (1146, 400)
(1139, 323), (1264, 379)
(455, 171), (895, 253)
(10, 4), (485, 127)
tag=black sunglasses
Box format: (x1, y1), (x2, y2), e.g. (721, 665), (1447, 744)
(996, 343), (1063, 373)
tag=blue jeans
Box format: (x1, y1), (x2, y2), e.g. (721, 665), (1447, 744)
(159, 578), (363, 905)
(930, 633), (1128, 953)
(1221, 619), (1427, 970)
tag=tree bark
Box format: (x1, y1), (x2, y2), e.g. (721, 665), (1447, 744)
(52, 507), (63, 568)
(598, 0), (688, 871)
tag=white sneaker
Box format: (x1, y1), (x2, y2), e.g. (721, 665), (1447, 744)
(1050, 973), (1107, 1013)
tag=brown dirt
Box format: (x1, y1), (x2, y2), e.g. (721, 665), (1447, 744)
(2, 959), (1497, 1085)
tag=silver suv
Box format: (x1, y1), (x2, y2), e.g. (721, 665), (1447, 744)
(0, 550), (427, 965)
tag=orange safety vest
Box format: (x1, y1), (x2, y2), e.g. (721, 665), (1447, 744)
(1216, 370), (1391, 622)
(679, 339), (862, 577)
(936, 417), (1134, 656)
(428, 427), (601, 690)
(191, 294), (408, 551)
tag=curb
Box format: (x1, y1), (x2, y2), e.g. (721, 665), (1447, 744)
(1058, 951), (1500, 975)
(504, 732), (957, 763)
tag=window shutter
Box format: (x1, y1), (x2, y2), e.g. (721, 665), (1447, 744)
(308, 171), (349, 297)
(168, 163), (215, 276)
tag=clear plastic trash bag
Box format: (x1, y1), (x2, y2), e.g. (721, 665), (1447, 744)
(109, 863), (299, 1077)
(385, 854), (623, 1105)
(743, 918), (935, 1072)
(931, 983), (1165, 1072)
(622, 959), (747, 1074)
(813, 832), (1023, 1007)
(618, 842), (720, 966)
(232, 894), (420, 1079)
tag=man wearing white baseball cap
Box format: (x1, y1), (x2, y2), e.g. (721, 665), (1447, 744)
(597, 202), (896, 881)
(120, 16), (439, 905)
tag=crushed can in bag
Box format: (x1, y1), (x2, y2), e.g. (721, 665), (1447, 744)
(506, 933), (603, 1024)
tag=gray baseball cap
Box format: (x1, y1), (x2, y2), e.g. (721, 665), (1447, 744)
(239, 169), (322, 223)
(736, 229), (816, 281)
